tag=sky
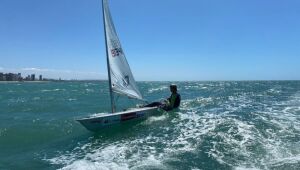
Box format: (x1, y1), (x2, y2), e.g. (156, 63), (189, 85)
(0, 0), (299, 81)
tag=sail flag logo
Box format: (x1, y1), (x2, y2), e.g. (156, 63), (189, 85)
(110, 40), (123, 57)
(111, 48), (123, 57)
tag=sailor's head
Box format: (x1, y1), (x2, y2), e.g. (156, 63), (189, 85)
(170, 84), (177, 93)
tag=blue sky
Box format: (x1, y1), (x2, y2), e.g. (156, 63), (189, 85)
(0, 0), (299, 80)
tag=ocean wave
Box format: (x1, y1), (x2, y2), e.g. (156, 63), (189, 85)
(148, 86), (168, 94)
(173, 90), (300, 169)
(48, 94), (300, 169)
(0, 128), (7, 137)
(43, 82), (300, 170)
(184, 84), (209, 90)
(41, 89), (66, 92)
(33, 97), (40, 100)
(8, 97), (27, 104)
(85, 89), (95, 93)
(48, 139), (166, 170)
(265, 155), (300, 169)
(144, 115), (168, 124)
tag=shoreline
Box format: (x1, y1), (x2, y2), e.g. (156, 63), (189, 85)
(0, 80), (106, 83)
(0, 81), (51, 83)
(0, 80), (299, 83)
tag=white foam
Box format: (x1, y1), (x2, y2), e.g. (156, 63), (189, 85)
(60, 160), (128, 170)
(235, 167), (259, 170)
(144, 115), (167, 124)
(167, 111), (222, 154)
(85, 89), (94, 92)
(8, 97), (26, 103)
(266, 154), (300, 167)
(130, 155), (165, 170)
(41, 89), (65, 92)
(266, 88), (281, 94)
(48, 138), (166, 170)
(184, 84), (208, 90)
(33, 97), (40, 100)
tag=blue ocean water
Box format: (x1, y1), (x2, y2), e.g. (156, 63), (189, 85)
(0, 81), (299, 170)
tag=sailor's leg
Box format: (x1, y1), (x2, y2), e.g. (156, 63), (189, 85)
(144, 102), (163, 107)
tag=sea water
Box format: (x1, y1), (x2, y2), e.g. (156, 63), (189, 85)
(0, 81), (299, 170)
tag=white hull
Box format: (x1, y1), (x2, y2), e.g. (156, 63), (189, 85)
(77, 107), (159, 132)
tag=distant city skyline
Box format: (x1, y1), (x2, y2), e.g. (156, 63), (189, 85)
(0, 71), (40, 81)
(0, 67), (104, 80)
(1, 0), (300, 81)
(0, 70), (64, 81)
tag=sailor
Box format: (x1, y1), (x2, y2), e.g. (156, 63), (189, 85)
(144, 84), (181, 111)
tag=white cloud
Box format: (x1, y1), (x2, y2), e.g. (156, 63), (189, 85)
(22, 68), (36, 71)
(22, 68), (50, 72)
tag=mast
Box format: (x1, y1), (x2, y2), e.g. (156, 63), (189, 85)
(102, 0), (115, 113)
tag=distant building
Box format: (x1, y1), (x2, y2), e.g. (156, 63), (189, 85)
(31, 74), (35, 81)
(17, 73), (22, 81)
(0, 72), (3, 81)
(3, 73), (6, 81)
(39, 75), (42, 81)
(6, 73), (15, 81)
(13, 73), (18, 81)
(25, 75), (30, 81)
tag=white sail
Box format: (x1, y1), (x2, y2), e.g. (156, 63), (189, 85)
(103, 0), (143, 100)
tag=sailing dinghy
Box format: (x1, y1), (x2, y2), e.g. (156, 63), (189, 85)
(77, 0), (159, 132)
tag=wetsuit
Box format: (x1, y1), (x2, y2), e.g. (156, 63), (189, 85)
(145, 93), (181, 111)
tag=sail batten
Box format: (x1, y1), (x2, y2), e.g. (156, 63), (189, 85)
(103, 0), (143, 101)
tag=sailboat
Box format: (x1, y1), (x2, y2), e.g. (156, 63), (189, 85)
(76, 0), (159, 131)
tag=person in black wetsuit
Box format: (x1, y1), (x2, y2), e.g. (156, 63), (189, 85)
(144, 84), (181, 111)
